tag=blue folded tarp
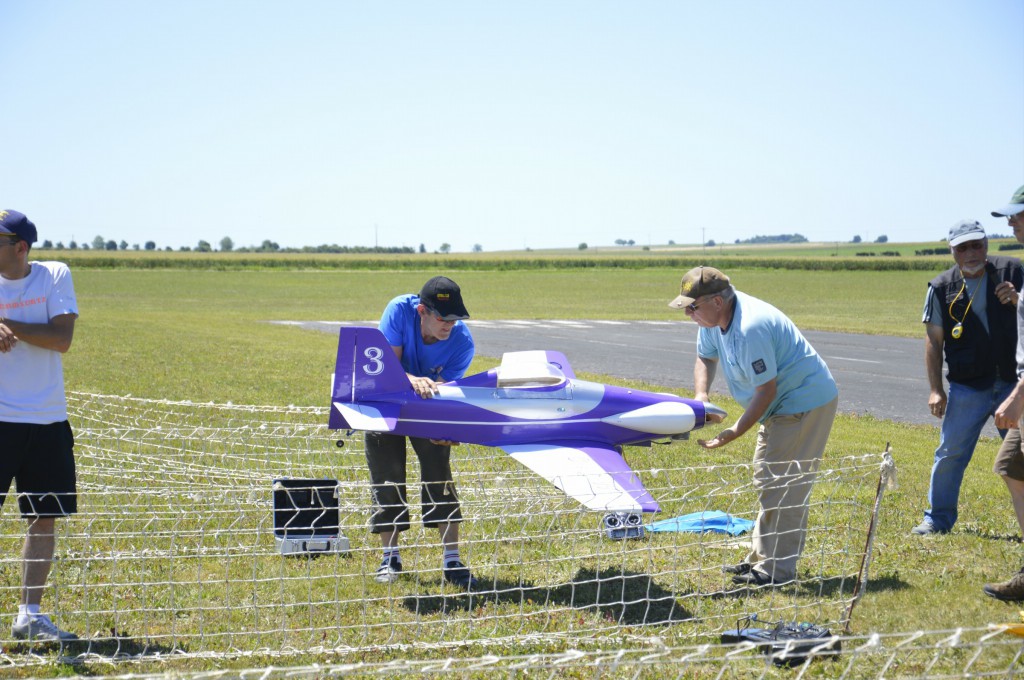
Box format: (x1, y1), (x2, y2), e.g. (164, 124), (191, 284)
(645, 510), (754, 536)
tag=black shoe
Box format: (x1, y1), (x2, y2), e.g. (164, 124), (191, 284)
(732, 570), (792, 587)
(443, 560), (480, 590)
(722, 562), (752, 575)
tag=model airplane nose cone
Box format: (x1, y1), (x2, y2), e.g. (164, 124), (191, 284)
(601, 402), (696, 435)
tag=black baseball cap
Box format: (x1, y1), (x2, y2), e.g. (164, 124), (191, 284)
(419, 276), (470, 320)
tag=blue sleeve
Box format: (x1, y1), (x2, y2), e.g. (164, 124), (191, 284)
(440, 327), (475, 381)
(696, 327), (719, 359)
(379, 296), (413, 348)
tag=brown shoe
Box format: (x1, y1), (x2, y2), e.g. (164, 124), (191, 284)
(983, 569), (1024, 602)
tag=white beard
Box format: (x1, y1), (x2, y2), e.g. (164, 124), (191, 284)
(961, 262), (986, 276)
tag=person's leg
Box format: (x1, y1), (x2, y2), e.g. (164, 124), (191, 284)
(410, 438), (477, 588)
(923, 381), (991, 531)
(364, 433), (410, 581)
(21, 517), (55, 607)
(1005, 477), (1024, 536)
(984, 398), (1024, 601)
(12, 421), (78, 640)
(410, 437), (463, 533)
(745, 398), (837, 583)
(438, 521), (459, 553)
(994, 422), (1024, 537)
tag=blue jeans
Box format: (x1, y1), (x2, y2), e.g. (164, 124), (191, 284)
(925, 378), (1013, 530)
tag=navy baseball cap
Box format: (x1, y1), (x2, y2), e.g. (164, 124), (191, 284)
(0, 210), (37, 244)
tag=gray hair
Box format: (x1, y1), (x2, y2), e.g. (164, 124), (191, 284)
(716, 285), (736, 303)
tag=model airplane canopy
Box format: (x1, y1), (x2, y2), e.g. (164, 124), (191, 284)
(329, 327), (726, 514)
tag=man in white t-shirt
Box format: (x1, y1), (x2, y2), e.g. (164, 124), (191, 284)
(0, 210), (79, 643)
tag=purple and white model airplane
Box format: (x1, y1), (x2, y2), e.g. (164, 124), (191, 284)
(328, 327), (727, 537)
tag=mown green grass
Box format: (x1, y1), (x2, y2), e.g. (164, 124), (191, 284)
(26, 265), (1024, 676)
(40, 236), (1022, 260)
(68, 267), (932, 405)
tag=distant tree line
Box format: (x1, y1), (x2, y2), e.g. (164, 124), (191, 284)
(32, 236), (435, 254)
(734, 233), (808, 244)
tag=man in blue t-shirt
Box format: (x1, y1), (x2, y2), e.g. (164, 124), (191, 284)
(670, 266), (838, 588)
(366, 276), (479, 589)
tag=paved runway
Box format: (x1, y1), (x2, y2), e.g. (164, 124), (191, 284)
(281, 319), (971, 434)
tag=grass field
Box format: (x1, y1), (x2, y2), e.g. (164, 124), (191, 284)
(8, 263), (1024, 676)
(68, 267), (933, 405)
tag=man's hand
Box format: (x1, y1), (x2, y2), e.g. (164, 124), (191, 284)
(409, 376), (440, 399)
(995, 385), (1024, 430)
(697, 427), (738, 450)
(0, 319), (16, 353)
(430, 439), (460, 446)
(928, 389), (947, 419)
(996, 281), (1019, 307)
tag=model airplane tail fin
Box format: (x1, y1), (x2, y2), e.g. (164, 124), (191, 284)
(329, 327), (411, 430)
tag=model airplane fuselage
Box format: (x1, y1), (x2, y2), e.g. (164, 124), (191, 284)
(329, 327), (725, 518)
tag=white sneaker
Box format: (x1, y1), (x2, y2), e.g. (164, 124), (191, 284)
(11, 614), (78, 641)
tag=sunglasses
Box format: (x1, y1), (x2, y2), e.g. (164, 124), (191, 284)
(424, 307), (457, 324)
(686, 299), (708, 313)
(954, 240), (985, 254)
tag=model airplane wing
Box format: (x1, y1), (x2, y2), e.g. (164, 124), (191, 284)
(501, 442), (660, 513)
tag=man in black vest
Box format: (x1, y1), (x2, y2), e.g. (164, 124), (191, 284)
(915, 220), (1024, 536)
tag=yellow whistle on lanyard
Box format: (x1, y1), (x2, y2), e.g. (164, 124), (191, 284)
(952, 323), (963, 339)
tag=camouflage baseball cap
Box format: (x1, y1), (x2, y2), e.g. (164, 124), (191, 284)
(668, 266), (731, 310)
(992, 184), (1024, 218)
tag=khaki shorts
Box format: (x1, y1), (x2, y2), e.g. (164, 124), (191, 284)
(994, 425), (1024, 482)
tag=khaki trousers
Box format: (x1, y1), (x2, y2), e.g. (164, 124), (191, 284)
(745, 397), (838, 581)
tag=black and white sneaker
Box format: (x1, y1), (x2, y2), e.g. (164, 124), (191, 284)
(374, 556), (403, 583)
(443, 560), (479, 590)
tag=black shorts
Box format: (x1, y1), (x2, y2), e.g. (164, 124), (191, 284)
(0, 421), (77, 517)
(364, 432), (462, 533)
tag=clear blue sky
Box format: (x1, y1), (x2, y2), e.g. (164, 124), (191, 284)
(2, 1), (1022, 252)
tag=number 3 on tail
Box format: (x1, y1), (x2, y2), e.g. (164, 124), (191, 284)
(362, 346), (385, 376)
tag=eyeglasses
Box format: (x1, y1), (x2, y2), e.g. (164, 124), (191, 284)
(954, 240), (985, 254)
(686, 299), (706, 313)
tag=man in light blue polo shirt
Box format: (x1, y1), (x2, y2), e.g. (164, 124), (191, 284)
(670, 266), (838, 587)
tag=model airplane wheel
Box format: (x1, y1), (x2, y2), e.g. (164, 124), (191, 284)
(335, 440), (345, 448)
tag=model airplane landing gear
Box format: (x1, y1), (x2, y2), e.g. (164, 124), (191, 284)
(603, 511), (645, 540)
